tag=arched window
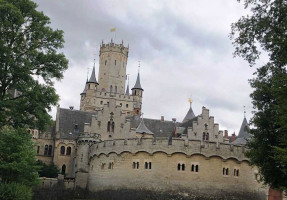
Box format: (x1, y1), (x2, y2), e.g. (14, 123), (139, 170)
(110, 85), (113, 93)
(115, 86), (117, 93)
(202, 133), (206, 141)
(237, 170), (239, 176)
(37, 146), (40, 154)
(234, 169), (236, 176)
(177, 163), (181, 171)
(107, 121), (111, 132)
(191, 164), (194, 172)
(60, 146), (65, 155)
(182, 164), (185, 171)
(226, 168), (229, 175)
(133, 162), (136, 169)
(61, 164), (66, 175)
(145, 162), (148, 169)
(136, 162), (139, 169)
(115, 60), (116, 65)
(149, 162), (152, 169)
(44, 145), (48, 155)
(223, 168), (226, 175)
(111, 122), (115, 132)
(105, 60), (107, 65)
(195, 165), (199, 172)
(48, 145), (52, 156)
(66, 146), (71, 155)
(206, 133), (209, 141)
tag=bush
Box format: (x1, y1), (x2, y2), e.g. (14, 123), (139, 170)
(0, 182), (32, 200)
(37, 160), (59, 178)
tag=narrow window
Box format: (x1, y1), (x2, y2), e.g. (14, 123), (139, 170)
(133, 162), (136, 169)
(48, 145), (52, 156)
(182, 164), (185, 171)
(66, 146), (71, 155)
(108, 162), (113, 169)
(136, 162), (139, 169)
(107, 102), (109, 106)
(126, 104), (128, 108)
(177, 163), (181, 171)
(107, 121), (111, 132)
(206, 133), (209, 141)
(37, 146), (40, 154)
(74, 124), (79, 133)
(223, 168), (226, 175)
(195, 165), (199, 172)
(105, 60), (107, 65)
(120, 103), (122, 106)
(203, 133), (206, 141)
(145, 162), (148, 169)
(88, 84), (90, 89)
(115, 60), (116, 65)
(60, 146), (65, 155)
(100, 101), (103, 105)
(237, 170), (239, 176)
(226, 168), (229, 175)
(191, 164), (194, 172)
(136, 110), (139, 114)
(115, 86), (117, 93)
(234, 169), (236, 176)
(110, 85), (113, 93)
(44, 145), (48, 155)
(61, 164), (66, 175)
(149, 162), (152, 169)
(111, 122), (115, 132)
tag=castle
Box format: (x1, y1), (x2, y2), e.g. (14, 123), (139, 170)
(33, 41), (268, 199)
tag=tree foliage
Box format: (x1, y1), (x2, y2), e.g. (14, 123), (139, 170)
(0, 0), (68, 131)
(230, 0), (287, 190)
(0, 127), (39, 187)
(37, 160), (59, 178)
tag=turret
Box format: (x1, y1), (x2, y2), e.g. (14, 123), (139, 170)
(182, 99), (196, 123)
(131, 71), (143, 97)
(98, 41), (129, 94)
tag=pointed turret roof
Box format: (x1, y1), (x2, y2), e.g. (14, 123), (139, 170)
(136, 118), (154, 135)
(132, 72), (143, 91)
(231, 117), (250, 145)
(87, 64), (98, 84)
(182, 106), (196, 123)
(80, 79), (88, 95)
(126, 82), (130, 95)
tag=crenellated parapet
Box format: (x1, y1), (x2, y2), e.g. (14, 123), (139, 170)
(89, 137), (249, 162)
(100, 41), (129, 56)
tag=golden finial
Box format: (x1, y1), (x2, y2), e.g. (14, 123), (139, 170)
(188, 98), (192, 108)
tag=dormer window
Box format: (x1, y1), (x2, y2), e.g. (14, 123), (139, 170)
(74, 124), (79, 133)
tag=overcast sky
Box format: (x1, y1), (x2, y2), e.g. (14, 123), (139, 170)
(34, 0), (262, 135)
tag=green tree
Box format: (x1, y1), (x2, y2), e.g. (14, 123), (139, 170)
(230, 0), (287, 190)
(0, 127), (39, 186)
(0, 0), (68, 131)
(37, 160), (59, 178)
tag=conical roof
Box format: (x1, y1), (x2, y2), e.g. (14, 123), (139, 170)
(132, 72), (143, 91)
(182, 106), (196, 123)
(87, 65), (98, 84)
(80, 79), (88, 95)
(136, 118), (153, 135)
(231, 117), (250, 145)
(126, 83), (130, 95)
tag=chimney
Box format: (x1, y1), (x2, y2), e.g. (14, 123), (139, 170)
(224, 130), (228, 138)
(231, 132), (236, 142)
(161, 116), (164, 121)
(69, 106), (74, 110)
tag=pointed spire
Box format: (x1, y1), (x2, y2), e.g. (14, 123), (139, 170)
(80, 79), (88, 95)
(87, 59), (98, 84)
(126, 75), (130, 95)
(136, 114), (153, 135)
(182, 99), (196, 123)
(231, 117), (250, 145)
(132, 61), (143, 91)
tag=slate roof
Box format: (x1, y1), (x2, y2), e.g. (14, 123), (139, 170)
(58, 108), (96, 139)
(87, 66), (98, 84)
(136, 118), (154, 135)
(180, 116), (199, 135)
(182, 106), (196, 123)
(130, 116), (176, 138)
(132, 72), (143, 90)
(231, 117), (250, 145)
(125, 83), (130, 95)
(80, 80), (87, 95)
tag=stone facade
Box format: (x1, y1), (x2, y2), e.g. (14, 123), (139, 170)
(33, 41), (269, 199)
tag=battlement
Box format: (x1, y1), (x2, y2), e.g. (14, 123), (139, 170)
(89, 138), (248, 162)
(100, 41), (129, 56)
(95, 91), (134, 101)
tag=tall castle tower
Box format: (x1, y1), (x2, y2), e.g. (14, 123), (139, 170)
(98, 40), (129, 94)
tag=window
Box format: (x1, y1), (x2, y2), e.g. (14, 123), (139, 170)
(48, 145), (52, 156)
(115, 86), (117, 93)
(133, 162), (139, 169)
(88, 84), (90, 89)
(66, 146), (71, 155)
(37, 146), (40, 154)
(107, 121), (111, 132)
(206, 133), (209, 141)
(202, 133), (206, 141)
(74, 124), (79, 133)
(105, 60), (107, 65)
(107, 102), (109, 106)
(120, 103), (122, 107)
(223, 167), (229, 176)
(60, 146), (65, 155)
(177, 163), (185, 171)
(44, 145), (48, 155)
(108, 162), (114, 169)
(100, 101), (103, 105)
(144, 162), (151, 169)
(111, 122), (115, 132)
(115, 60), (116, 65)
(234, 169), (239, 177)
(110, 85), (113, 93)
(61, 164), (66, 175)
(191, 164), (199, 172)
(126, 104), (128, 108)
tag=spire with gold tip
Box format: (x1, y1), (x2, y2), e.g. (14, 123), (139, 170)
(182, 98), (196, 123)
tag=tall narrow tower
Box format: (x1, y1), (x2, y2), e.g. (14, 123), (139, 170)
(98, 40), (129, 94)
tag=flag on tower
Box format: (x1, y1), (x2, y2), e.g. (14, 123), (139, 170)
(110, 28), (116, 32)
